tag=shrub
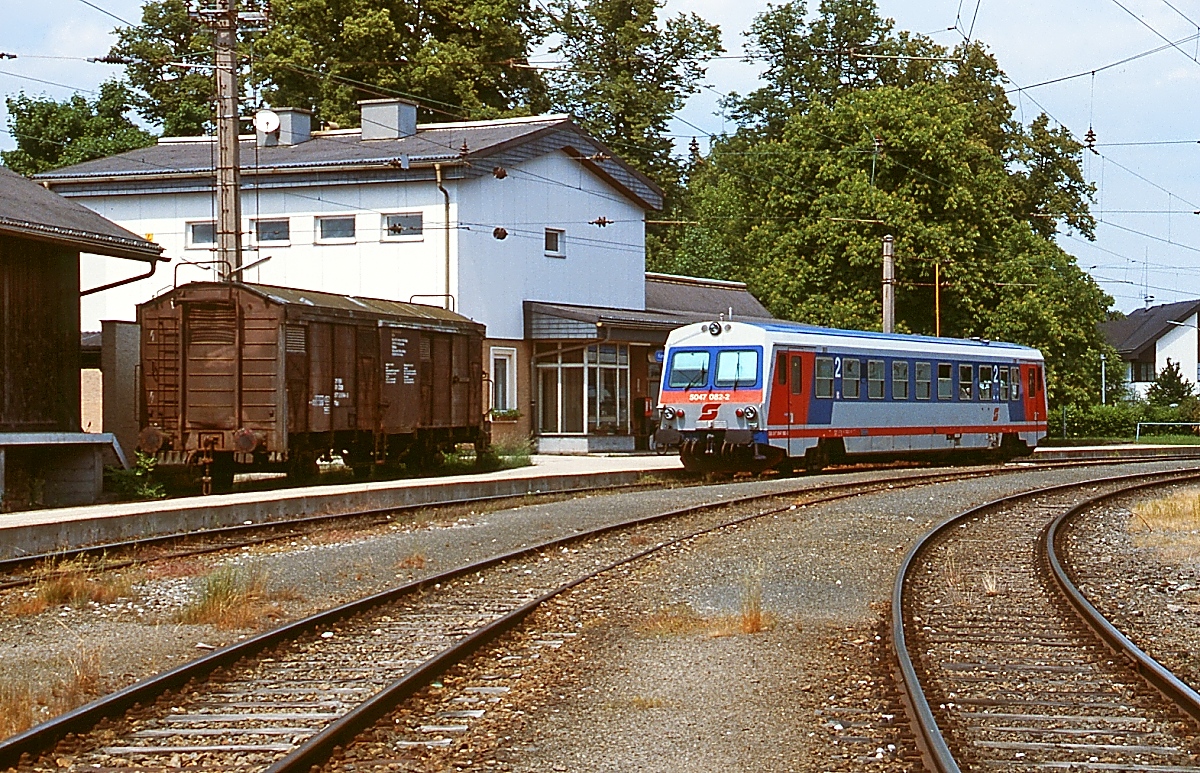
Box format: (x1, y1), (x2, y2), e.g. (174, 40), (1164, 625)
(104, 452), (166, 500)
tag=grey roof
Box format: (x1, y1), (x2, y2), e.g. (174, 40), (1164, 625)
(645, 272), (773, 319)
(1099, 299), (1200, 359)
(35, 115), (664, 211)
(0, 166), (163, 261)
(525, 273), (774, 342)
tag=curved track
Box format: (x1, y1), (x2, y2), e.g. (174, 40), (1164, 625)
(895, 470), (1200, 772)
(1, 466), (1012, 772)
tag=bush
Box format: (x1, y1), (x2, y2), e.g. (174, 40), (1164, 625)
(1060, 400), (1200, 439)
(104, 452), (166, 500)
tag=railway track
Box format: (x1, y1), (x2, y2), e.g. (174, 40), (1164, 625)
(0, 463), (1062, 772)
(3, 453), (1192, 595)
(895, 469), (1200, 772)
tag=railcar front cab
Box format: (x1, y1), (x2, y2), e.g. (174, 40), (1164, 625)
(656, 320), (782, 472)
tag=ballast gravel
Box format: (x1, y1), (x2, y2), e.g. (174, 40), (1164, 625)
(0, 459), (1194, 767)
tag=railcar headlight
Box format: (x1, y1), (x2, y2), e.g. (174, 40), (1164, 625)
(743, 405), (758, 420)
(662, 406), (676, 420)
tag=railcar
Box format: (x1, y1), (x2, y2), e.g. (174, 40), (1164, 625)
(137, 282), (487, 490)
(654, 320), (1048, 473)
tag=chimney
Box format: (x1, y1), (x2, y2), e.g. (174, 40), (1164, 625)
(359, 98), (418, 140)
(257, 107), (312, 147)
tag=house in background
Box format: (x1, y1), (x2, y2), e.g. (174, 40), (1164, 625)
(38, 101), (772, 452)
(0, 167), (162, 509)
(1099, 299), (1200, 399)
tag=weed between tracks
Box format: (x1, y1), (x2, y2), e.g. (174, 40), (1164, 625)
(177, 565), (295, 629)
(0, 644), (102, 739)
(1129, 487), (1200, 555)
(7, 557), (137, 616)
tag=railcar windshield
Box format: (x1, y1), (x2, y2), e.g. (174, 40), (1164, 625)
(667, 350), (711, 389)
(714, 349), (760, 388)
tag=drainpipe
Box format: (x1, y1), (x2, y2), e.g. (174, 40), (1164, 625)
(80, 258), (159, 297)
(435, 163), (452, 311)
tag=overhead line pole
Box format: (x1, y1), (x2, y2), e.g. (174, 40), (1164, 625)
(195, 0), (243, 282)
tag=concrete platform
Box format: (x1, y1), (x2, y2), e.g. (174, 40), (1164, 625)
(0, 454), (683, 561)
(1032, 443), (1200, 461)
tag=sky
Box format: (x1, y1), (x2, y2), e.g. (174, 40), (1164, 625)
(2, 0), (1199, 314)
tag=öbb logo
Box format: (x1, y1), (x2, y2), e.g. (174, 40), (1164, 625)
(698, 404), (721, 421)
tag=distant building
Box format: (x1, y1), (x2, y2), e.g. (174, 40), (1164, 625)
(0, 166), (162, 509)
(1099, 300), (1200, 399)
(38, 103), (773, 451)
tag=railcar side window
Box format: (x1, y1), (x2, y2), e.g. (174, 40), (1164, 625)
(714, 350), (759, 388)
(1027, 368), (1037, 396)
(867, 360), (885, 399)
(668, 351), (710, 389)
(998, 367), (1010, 401)
(815, 357), (834, 398)
(892, 361), (909, 400)
(979, 365), (993, 400)
(937, 363), (953, 400)
(843, 358), (861, 399)
(958, 364), (973, 400)
(777, 352), (788, 385)
(791, 357), (803, 395)
(915, 362), (931, 400)
(1010, 367), (1021, 399)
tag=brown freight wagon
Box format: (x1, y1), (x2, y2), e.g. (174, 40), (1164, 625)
(137, 282), (487, 490)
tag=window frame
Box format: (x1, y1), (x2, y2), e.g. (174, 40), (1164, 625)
(979, 365), (994, 401)
(666, 350), (711, 390)
(998, 366), (1010, 401)
(1010, 366), (1021, 400)
(186, 220), (216, 249)
(316, 215), (357, 243)
(490, 346), (518, 412)
(382, 212), (424, 241)
(815, 357), (835, 399)
(544, 227), (566, 258)
(713, 349), (760, 389)
(892, 360), (909, 400)
(958, 364), (973, 401)
(790, 356), (803, 395)
(253, 218), (291, 245)
(915, 362), (932, 400)
(843, 358), (861, 399)
(937, 362), (953, 401)
(867, 359), (885, 399)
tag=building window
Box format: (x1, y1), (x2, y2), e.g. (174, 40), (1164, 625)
(491, 347), (517, 412)
(317, 215), (356, 242)
(187, 221), (216, 247)
(384, 213), (423, 240)
(545, 228), (565, 257)
(536, 343), (629, 435)
(892, 361), (909, 400)
(1132, 361), (1155, 382)
(254, 218), (290, 243)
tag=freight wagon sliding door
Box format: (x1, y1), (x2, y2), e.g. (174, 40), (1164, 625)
(331, 325), (357, 431)
(239, 306), (279, 439)
(306, 323), (333, 433)
(184, 302), (238, 433)
(379, 326), (419, 433)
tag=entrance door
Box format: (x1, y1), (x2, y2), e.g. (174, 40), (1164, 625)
(787, 351), (810, 457)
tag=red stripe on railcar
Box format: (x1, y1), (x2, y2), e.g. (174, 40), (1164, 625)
(766, 423), (1047, 438)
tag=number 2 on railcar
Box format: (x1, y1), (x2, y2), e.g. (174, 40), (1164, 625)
(654, 320), (1048, 473)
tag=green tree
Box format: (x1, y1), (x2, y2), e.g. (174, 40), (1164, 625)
(1147, 360), (1195, 407)
(252, 0), (549, 128)
(108, 0), (217, 136)
(2, 81), (154, 175)
(545, 0), (723, 190)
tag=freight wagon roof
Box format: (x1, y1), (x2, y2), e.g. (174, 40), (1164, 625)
(0, 167), (163, 261)
(244, 284), (483, 329)
(671, 319), (1043, 359)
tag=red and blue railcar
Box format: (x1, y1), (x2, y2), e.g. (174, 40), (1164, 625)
(655, 320), (1049, 472)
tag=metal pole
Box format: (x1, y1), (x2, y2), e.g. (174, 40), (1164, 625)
(212, 0), (242, 281)
(882, 235), (894, 334)
(1100, 353), (1107, 405)
(934, 262), (941, 337)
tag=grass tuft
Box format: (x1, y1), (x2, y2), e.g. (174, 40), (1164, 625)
(638, 605), (712, 636)
(1128, 488), (1200, 556)
(7, 557), (135, 616)
(0, 681), (38, 739)
(396, 552), (427, 570)
(177, 565), (285, 630)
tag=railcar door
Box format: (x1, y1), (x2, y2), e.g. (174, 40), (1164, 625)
(183, 301), (239, 433)
(306, 322), (333, 434)
(787, 351), (813, 458)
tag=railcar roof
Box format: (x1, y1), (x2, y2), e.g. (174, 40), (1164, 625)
(674, 319), (1042, 356)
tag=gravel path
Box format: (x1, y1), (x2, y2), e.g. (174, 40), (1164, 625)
(321, 461), (1200, 773)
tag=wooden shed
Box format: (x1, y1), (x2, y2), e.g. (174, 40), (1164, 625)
(0, 167), (163, 509)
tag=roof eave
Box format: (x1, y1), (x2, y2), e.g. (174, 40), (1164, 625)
(0, 220), (164, 262)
